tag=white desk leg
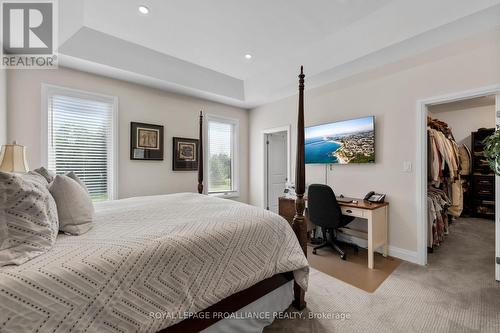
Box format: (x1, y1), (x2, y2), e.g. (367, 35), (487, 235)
(368, 212), (374, 269)
(383, 206), (388, 257)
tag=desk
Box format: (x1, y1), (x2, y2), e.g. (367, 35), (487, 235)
(278, 196), (389, 269)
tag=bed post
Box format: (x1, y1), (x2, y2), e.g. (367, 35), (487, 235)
(292, 66), (307, 310)
(198, 110), (204, 194)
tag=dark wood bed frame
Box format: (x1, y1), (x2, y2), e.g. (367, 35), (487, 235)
(161, 67), (307, 332)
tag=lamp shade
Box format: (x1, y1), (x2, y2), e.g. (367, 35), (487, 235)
(0, 143), (29, 173)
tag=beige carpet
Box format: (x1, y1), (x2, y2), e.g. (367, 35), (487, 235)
(307, 245), (401, 293)
(264, 218), (500, 333)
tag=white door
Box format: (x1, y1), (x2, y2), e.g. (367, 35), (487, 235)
(496, 94), (500, 281)
(266, 132), (288, 213)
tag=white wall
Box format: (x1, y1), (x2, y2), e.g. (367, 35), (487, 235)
(7, 67), (249, 202)
(428, 98), (496, 147)
(0, 69), (6, 145)
(249, 29), (500, 256)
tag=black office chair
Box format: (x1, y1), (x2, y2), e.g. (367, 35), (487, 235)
(308, 184), (356, 260)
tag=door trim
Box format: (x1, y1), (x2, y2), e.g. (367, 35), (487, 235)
(416, 84), (500, 267)
(262, 125), (291, 210)
(495, 94), (500, 281)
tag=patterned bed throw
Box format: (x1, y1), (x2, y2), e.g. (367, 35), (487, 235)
(0, 193), (309, 332)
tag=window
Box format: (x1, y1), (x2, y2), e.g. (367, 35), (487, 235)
(43, 85), (117, 201)
(207, 116), (239, 197)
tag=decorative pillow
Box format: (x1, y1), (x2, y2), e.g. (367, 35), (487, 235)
(0, 171), (59, 266)
(33, 166), (56, 183)
(49, 175), (94, 235)
(66, 171), (89, 194)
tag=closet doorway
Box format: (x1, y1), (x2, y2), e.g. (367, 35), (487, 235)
(417, 86), (500, 282)
(262, 126), (290, 213)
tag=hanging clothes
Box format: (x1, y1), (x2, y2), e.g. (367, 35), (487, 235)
(458, 144), (472, 176)
(427, 117), (463, 249)
(428, 187), (452, 247)
(428, 128), (459, 180)
(428, 130), (443, 185)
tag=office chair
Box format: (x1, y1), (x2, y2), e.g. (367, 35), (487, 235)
(308, 184), (356, 260)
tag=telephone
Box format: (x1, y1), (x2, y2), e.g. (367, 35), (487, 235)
(363, 191), (386, 203)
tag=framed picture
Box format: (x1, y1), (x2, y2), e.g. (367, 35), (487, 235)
(173, 137), (199, 171)
(130, 122), (164, 160)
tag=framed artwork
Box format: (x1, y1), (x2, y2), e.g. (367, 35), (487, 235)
(173, 137), (199, 171)
(130, 122), (164, 160)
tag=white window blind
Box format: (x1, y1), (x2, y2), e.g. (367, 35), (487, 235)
(46, 89), (116, 201)
(207, 119), (236, 194)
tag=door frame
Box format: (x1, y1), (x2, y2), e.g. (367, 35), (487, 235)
(262, 125), (291, 210)
(416, 84), (500, 269)
(496, 94), (500, 281)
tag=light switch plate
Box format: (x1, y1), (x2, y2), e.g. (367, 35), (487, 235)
(403, 161), (412, 173)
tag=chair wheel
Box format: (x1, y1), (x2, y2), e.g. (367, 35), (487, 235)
(312, 250), (317, 255)
(340, 254), (347, 260)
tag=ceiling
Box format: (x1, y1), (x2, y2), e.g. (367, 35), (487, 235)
(429, 96), (496, 114)
(82, 0), (392, 80)
(58, 0), (500, 108)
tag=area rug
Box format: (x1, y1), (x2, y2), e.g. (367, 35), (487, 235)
(306, 244), (400, 293)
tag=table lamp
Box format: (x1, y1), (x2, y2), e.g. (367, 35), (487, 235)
(0, 141), (29, 173)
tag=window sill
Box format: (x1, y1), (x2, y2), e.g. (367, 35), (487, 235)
(208, 191), (240, 199)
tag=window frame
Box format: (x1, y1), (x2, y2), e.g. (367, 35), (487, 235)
(41, 83), (119, 200)
(205, 114), (240, 199)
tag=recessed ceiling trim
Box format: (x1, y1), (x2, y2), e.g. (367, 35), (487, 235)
(58, 54), (251, 108)
(59, 27), (245, 101)
(58, 1), (500, 109)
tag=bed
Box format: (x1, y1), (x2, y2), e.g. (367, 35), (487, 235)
(0, 68), (309, 333)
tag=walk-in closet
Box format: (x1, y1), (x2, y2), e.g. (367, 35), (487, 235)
(426, 96), (496, 271)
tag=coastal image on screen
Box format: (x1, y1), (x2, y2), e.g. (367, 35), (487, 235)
(305, 116), (375, 164)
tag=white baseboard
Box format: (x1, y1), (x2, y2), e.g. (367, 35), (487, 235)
(387, 245), (419, 264)
(336, 233), (419, 265)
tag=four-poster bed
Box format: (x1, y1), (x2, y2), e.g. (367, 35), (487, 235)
(171, 67), (308, 331)
(0, 68), (308, 333)
(197, 110), (204, 195)
(292, 66), (307, 310)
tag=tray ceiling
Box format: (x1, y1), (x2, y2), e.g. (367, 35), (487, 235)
(58, 0), (500, 108)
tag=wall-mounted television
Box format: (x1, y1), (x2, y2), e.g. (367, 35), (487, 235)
(305, 116), (375, 164)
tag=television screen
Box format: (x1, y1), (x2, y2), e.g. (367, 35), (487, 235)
(305, 116), (375, 164)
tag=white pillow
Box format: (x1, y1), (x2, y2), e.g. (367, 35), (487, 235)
(66, 171), (89, 194)
(33, 166), (56, 183)
(0, 171), (59, 266)
(49, 175), (94, 235)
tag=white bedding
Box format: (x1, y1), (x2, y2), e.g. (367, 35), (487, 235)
(0, 193), (308, 333)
